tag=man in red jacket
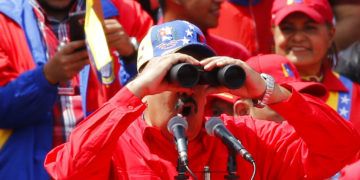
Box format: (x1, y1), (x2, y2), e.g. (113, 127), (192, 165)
(45, 20), (360, 179)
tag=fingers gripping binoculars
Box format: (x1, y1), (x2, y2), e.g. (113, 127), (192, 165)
(167, 63), (246, 89)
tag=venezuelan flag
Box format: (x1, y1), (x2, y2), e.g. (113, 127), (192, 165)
(281, 63), (295, 77)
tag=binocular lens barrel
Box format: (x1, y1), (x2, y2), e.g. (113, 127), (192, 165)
(167, 63), (246, 89)
(218, 64), (246, 89)
(167, 63), (200, 88)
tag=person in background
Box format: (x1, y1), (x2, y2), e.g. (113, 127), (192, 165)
(271, 0), (360, 178)
(44, 20), (360, 179)
(335, 40), (360, 84)
(271, 0), (360, 130)
(136, 0), (161, 24)
(209, 0), (275, 55)
(330, 0), (360, 51)
(158, 0), (251, 60)
(207, 54), (327, 123)
(207, 92), (241, 117)
(330, 0), (360, 83)
(0, 0), (152, 179)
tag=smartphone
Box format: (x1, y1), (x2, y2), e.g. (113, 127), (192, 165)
(68, 11), (86, 41)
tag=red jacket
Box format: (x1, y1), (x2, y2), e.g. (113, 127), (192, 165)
(45, 87), (360, 179)
(209, 1), (274, 55)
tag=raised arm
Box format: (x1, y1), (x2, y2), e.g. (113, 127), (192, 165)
(230, 88), (360, 179)
(44, 53), (201, 179)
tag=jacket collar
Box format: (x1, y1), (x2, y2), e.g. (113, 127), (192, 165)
(322, 65), (348, 92)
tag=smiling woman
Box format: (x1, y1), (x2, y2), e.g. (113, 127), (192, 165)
(271, 0), (360, 179)
(273, 12), (335, 77)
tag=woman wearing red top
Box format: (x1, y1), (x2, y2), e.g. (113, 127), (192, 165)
(271, 0), (360, 178)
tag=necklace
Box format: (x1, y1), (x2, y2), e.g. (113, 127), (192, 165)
(301, 73), (324, 82)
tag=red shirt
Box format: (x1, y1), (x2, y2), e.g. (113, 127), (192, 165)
(209, 1), (274, 55)
(206, 33), (251, 61)
(44, 87), (360, 179)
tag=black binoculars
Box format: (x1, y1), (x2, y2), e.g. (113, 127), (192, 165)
(166, 63), (246, 89)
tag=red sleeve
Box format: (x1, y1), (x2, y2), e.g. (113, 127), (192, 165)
(0, 14), (35, 85)
(112, 0), (154, 41)
(227, 89), (360, 179)
(263, 89), (359, 178)
(44, 87), (146, 179)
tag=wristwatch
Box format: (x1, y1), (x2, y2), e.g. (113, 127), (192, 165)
(252, 73), (275, 108)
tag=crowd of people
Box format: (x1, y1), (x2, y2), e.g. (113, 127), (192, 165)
(0, 0), (359, 179)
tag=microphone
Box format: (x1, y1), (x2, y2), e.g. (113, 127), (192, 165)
(205, 117), (255, 163)
(167, 116), (189, 164)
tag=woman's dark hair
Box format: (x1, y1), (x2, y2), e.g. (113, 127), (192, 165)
(327, 42), (339, 68)
(326, 23), (339, 68)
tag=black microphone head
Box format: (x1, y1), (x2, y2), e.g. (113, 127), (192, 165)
(205, 117), (256, 164)
(205, 117), (224, 136)
(167, 116), (188, 133)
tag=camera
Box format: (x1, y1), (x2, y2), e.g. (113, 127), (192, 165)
(167, 63), (246, 89)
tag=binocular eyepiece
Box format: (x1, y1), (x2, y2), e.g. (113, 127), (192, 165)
(167, 63), (246, 89)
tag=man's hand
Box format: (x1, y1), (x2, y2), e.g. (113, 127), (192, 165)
(200, 56), (291, 105)
(126, 53), (200, 98)
(43, 40), (89, 84)
(104, 19), (135, 56)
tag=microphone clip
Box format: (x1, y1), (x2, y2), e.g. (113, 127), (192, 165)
(225, 149), (240, 180)
(175, 157), (189, 180)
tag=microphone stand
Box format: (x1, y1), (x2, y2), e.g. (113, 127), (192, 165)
(224, 148), (239, 180)
(175, 157), (189, 180)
